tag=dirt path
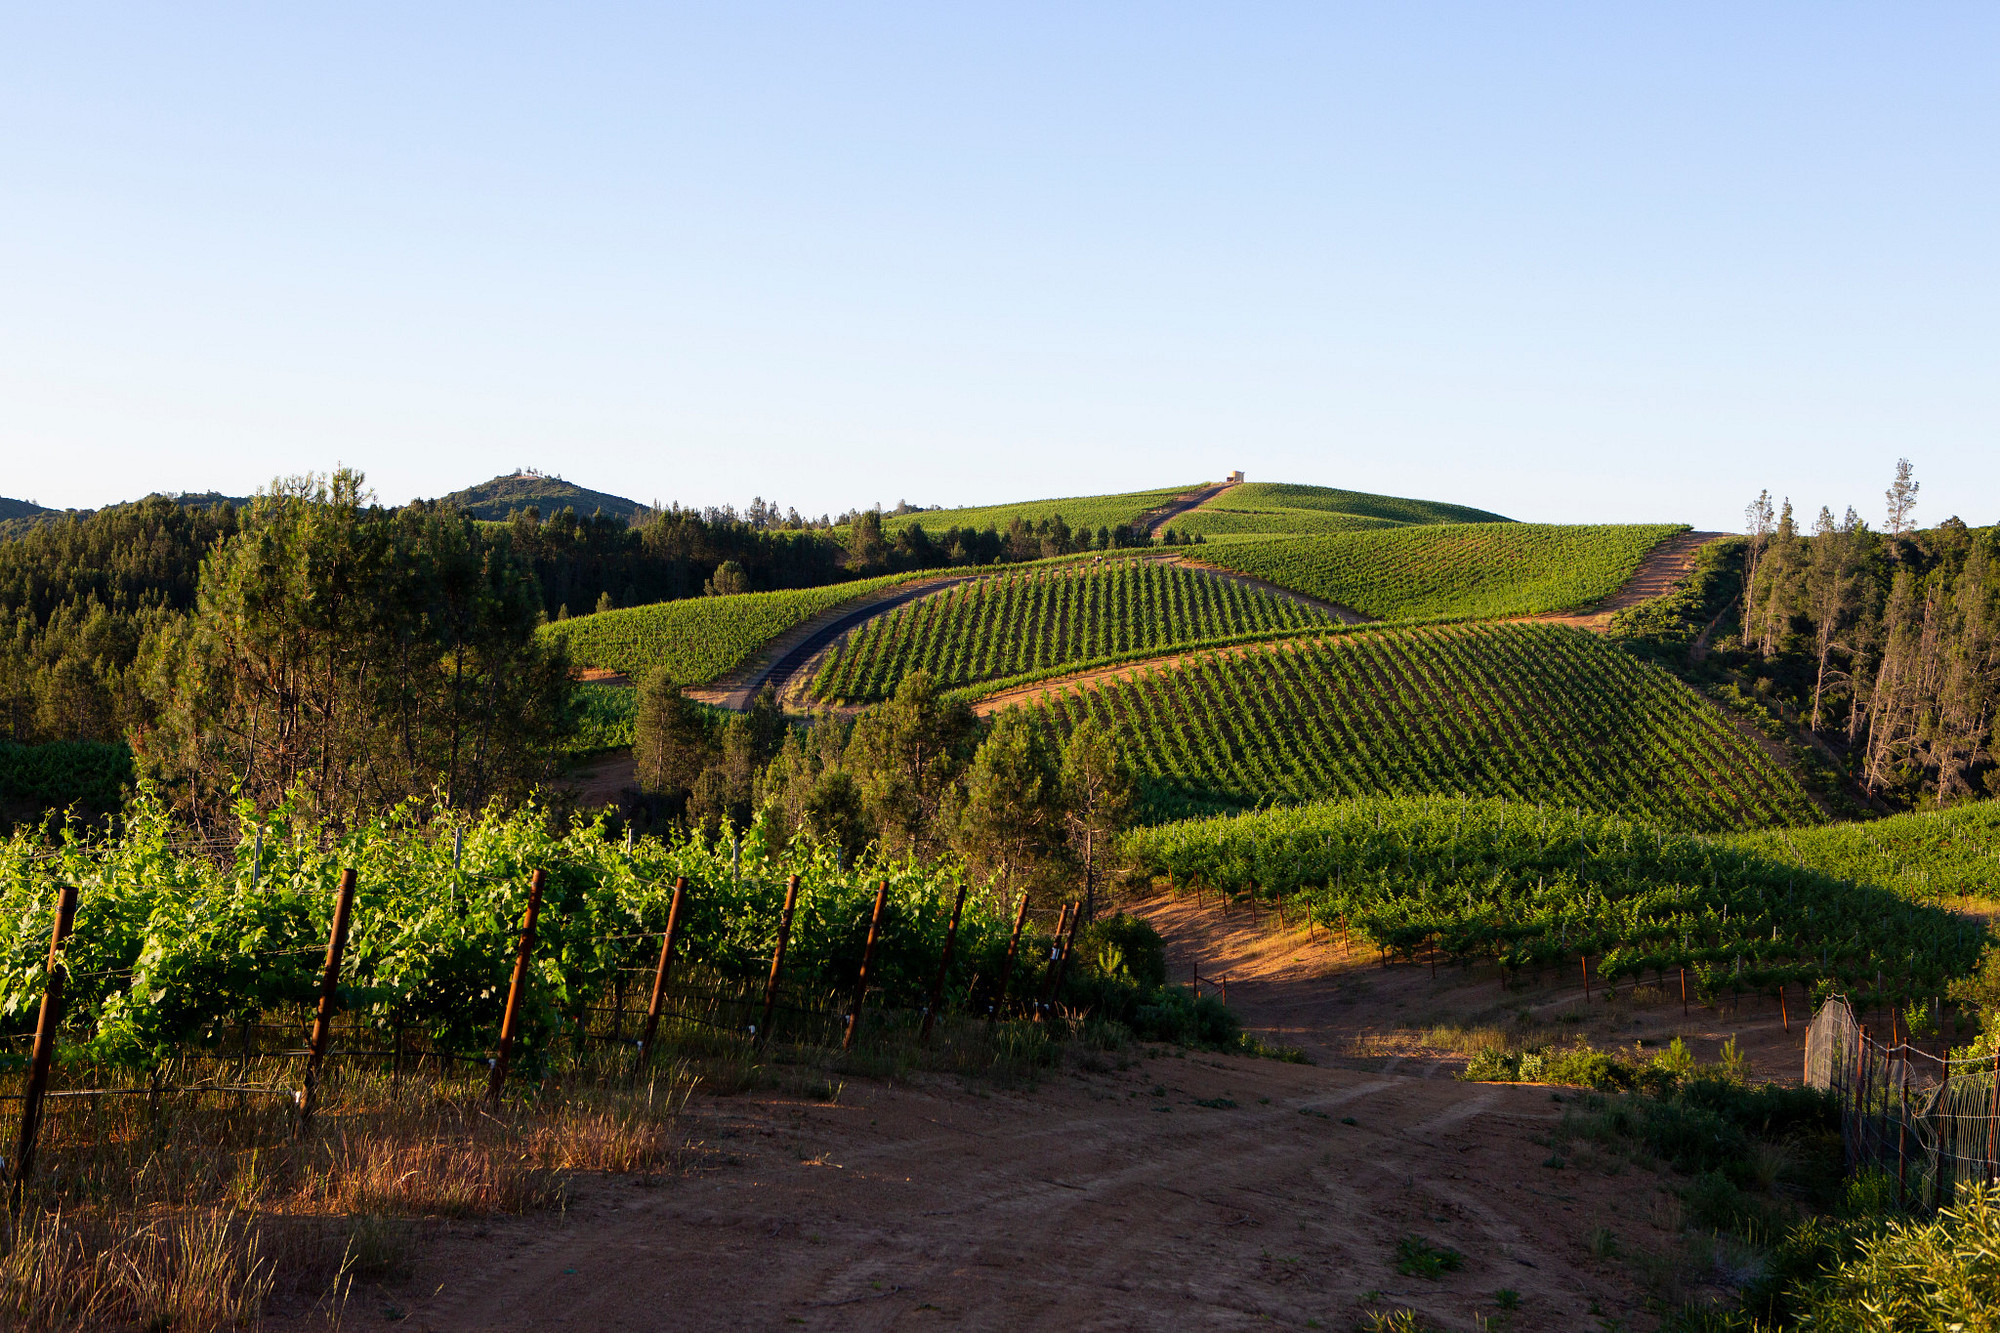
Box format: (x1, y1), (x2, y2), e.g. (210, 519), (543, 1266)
(1137, 887), (1829, 1083)
(1135, 479), (1239, 534)
(686, 573), (982, 710)
(294, 884), (1850, 1332)
(1528, 530), (1728, 632)
(331, 1056), (1659, 1333)
(970, 634), (1336, 717)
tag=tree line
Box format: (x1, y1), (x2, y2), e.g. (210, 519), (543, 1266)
(1732, 460), (1997, 806)
(0, 478), (1174, 751)
(631, 670), (1134, 910)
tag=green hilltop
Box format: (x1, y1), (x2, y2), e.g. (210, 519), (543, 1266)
(436, 472), (647, 523)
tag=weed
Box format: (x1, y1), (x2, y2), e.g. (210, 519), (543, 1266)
(1494, 1288), (1521, 1310)
(1393, 1235), (1465, 1279)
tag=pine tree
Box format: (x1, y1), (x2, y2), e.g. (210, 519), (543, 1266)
(1885, 457), (1920, 535)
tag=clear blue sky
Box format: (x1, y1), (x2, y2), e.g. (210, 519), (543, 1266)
(2, 5), (1994, 530)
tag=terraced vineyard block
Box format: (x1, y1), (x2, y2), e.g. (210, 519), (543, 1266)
(811, 562), (1333, 703)
(1030, 622), (1820, 833)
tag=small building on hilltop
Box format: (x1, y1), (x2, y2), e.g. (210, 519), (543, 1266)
(1225, 470), (1245, 484)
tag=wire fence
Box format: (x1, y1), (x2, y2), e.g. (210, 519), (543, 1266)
(1806, 996), (2000, 1210)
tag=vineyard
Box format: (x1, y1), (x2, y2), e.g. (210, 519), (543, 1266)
(810, 562), (1334, 704)
(1194, 522), (1686, 620)
(876, 484), (1198, 536)
(1730, 801), (2000, 904)
(1026, 622), (1822, 832)
(542, 571), (922, 683)
(1162, 481), (1508, 541)
(1123, 795), (1986, 1013)
(0, 797), (1032, 1067)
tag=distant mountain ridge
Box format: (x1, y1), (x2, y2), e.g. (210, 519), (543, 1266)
(435, 472), (646, 522)
(0, 498), (56, 523)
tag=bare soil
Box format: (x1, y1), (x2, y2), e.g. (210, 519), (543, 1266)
(299, 890), (1832, 1333)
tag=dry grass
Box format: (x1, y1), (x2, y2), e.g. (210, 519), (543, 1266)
(0, 1005), (1117, 1330)
(0, 1060), (700, 1331)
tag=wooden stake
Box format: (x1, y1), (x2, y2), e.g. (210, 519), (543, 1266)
(842, 879), (891, 1051)
(756, 875), (801, 1048)
(1680, 966), (1688, 1017)
(11, 883), (76, 1214)
(1582, 954), (1590, 1003)
(636, 877), (687, 1068)
(487, 868), (546, 1105)
(1779, 984), (1789, 1033)
(921, 883), (968, 1042)
(1050, 899), (1084, 1008)
(990, 892), (1030, 1020)
(300, 869), (358, 1126)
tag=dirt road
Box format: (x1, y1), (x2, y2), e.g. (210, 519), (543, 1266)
(304, 887), (1826, 1332)
(347, 1057), (1658, 1333)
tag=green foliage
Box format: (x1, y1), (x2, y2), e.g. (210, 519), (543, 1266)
(1731, 799), (2000, 904)
(1078, 913), (1167, 990)
(0, 494), (241, 744)
(0, 792), (1022, 1067)
(1124, 796), (1983, 1009)
(1041, 623), (1821, 831)
(1393, 1236), (1465, 1278)
(1771, 1184), (2000, 1330)
(0, 739), (133, 822)
(146, 472), (570, 823)
(1197, 522), (1686, 620)
(878, 485), (1198, 537)
(811, 562), (1333, 703)
(565, 683), (637, 754)
(544, 572), (920, 684)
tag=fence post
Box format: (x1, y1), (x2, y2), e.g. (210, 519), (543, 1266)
(989, 892), (1030, 1020)
(637, 877), (687, 1069)
(921, 883), (968, 1043)
(1986, 1045), (2000, 1186)
(487, 868), (547, 1106)
(299, 869), (359, 1128)
(842, 879), (891, 1051)
(10, 883), (77, 1214)
(756, 875), (800, 1048)
(1035, 903), (1073, 1020)
(1050, 899), (1084, 1010)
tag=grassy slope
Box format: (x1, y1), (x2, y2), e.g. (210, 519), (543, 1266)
(810, 562), (1334, 703)
(878, 485), (1200, 535)
(1163, 481), (1509, 542)
(1195, 522), (1685, 620)
(1731, 800), (2000, 903)
(1031, 622), (1819, 833)
(542, 572), (923, 684)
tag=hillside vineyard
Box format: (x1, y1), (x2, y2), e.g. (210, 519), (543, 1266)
(1029, 623), (1821, 833)
(1124, 796), (1980, 1010)
(811, 561), (1332, 702)
(1198, 522), (1685, 620)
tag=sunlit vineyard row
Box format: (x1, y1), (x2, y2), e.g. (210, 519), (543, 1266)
(1124, 795), (1986, 1010)
(1195, 522), (1685, 620)
(811, 562), (1333, 703)
(1729, 801), (2000, 904)
(0, 798), (1020, 1064)
(542, 571), (922, 684)
(1028, 622), (1821, 832)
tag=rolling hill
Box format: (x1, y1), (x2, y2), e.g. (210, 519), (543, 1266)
(1161, 481), (1509, 540)
(810, 561), (1337, 704)
(1194, 523), (1685, 621)
(1026, 621), (1819, 832)
(438, 472), (648, 522)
